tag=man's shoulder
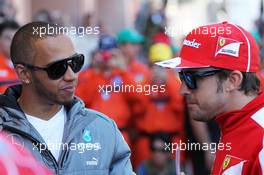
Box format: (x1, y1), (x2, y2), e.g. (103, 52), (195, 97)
(81, 108), (117, 128)
(71, 97), (112, 124)
(84, 108), (111, 121)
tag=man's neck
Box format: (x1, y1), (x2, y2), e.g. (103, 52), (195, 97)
(18, 91), (62, 121)
(225, 92), (257, 112)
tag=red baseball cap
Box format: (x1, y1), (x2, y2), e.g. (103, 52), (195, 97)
(156, 21), (259, 72)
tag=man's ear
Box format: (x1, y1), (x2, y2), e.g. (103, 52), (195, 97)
(15, 64), (31, 84)
(225, 70), (243, 92)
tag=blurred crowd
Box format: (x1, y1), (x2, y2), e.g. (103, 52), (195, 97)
(0, 0), (264, 175)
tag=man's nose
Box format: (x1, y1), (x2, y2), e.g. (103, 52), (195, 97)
(180, 81), (191, 96)
(63, 65), (77, 81)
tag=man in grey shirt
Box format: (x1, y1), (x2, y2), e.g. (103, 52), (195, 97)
(0, 21), (134, 175)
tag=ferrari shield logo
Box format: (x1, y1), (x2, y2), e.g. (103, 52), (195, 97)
(222, 156), (231, 170)
(219, 38), (225, 47)
(215, 36), (242, 57)
(220, 155), (245, 175)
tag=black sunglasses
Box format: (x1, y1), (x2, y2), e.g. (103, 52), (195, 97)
(179, 69), (222, 90)
(18, 54), (84, 80)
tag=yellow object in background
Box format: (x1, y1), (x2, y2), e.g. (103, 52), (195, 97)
(149, 43), (173, 63)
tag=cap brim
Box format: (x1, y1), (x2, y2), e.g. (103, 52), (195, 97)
(155, 57), (210, 70)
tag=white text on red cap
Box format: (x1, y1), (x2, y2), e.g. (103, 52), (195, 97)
(183, 39), (201, 49)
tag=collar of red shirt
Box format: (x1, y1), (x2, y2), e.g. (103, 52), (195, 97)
(215, 92), (264, 134)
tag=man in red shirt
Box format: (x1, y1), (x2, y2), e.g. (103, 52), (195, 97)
(0, 20), (20, 93)
(157, 21), (264, 174)
(116, 28), (150, 86)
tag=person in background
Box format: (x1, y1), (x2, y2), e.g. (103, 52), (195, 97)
(0, 20), (20, 93)
(116, 28), (150, 86)
(137, 132), (176, 175)
(0, 0), (16, 22)
(116, 29), (151, 154)
(76, 34), (140, 146)
(133, 42), (185, 169)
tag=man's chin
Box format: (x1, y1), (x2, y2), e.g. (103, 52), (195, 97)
(190, 112), (210, 122)
(57, 97), (74, 106)
(192, 117), (209, 122)
(192, 115), (215, 122)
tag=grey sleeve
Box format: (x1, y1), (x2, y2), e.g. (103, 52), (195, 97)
(109, 121), (135, 175)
